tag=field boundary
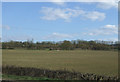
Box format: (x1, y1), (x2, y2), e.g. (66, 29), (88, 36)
(2, 65), (119, 81)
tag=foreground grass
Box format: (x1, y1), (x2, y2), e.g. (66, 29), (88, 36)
(2, 49), (118, 76)
(2, 74), (57, 80)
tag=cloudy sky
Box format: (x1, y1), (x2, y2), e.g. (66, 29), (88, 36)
(2, 2), (118, 42)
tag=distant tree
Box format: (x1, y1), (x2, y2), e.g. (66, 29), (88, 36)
(1, 39), (119, 50)
(60, 40), (74, 50)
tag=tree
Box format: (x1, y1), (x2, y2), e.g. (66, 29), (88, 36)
(60, 40), (74, 50)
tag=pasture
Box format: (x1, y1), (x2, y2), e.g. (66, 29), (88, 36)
(2, 49), (118, 77)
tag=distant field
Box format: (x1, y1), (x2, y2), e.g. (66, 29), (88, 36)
(2, 49), (118, 77)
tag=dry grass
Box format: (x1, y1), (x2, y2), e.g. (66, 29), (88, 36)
(2, 49), (118, 77)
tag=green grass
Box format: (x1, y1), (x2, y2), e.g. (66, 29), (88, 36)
(2, 49), (118, 77)
(2, 74), (57, 80)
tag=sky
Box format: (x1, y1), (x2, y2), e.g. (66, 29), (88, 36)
(2, 2), (118, 42)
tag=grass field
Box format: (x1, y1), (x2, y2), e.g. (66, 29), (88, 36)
(2, 49), (118, 77)
(2, 74), (58, 80)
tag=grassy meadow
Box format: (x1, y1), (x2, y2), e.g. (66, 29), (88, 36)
(2, 74), (58, 80)
(2, 49), (118, 77)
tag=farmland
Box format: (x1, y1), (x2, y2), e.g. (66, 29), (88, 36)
(2, 49), (118, 77)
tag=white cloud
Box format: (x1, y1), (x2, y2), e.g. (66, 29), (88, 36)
(83, 11), (105, 21)
(2, 0), (120, 10)
(97, 0), (118, 9)
(50, 0), (119, 9)
(51, 0), (65, 6)
(104, 25), (117, 29)
(0, 25), (10, 30)
(2, 35), (33, 41)
(2, 0), (120, 2)
(40, 7), (105, 22)
(85, 24), (118, 36)
(43, 32), (76, 40)
(101, 24), (118, 34)
(50, 0), (119, 10)
(40, 7), (85, 22)
(97, 38), (118, 42)
(51, 0), (119, 10)
(105, 38), (118, 41)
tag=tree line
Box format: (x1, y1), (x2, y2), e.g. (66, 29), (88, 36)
(1, 39), (119, 50)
